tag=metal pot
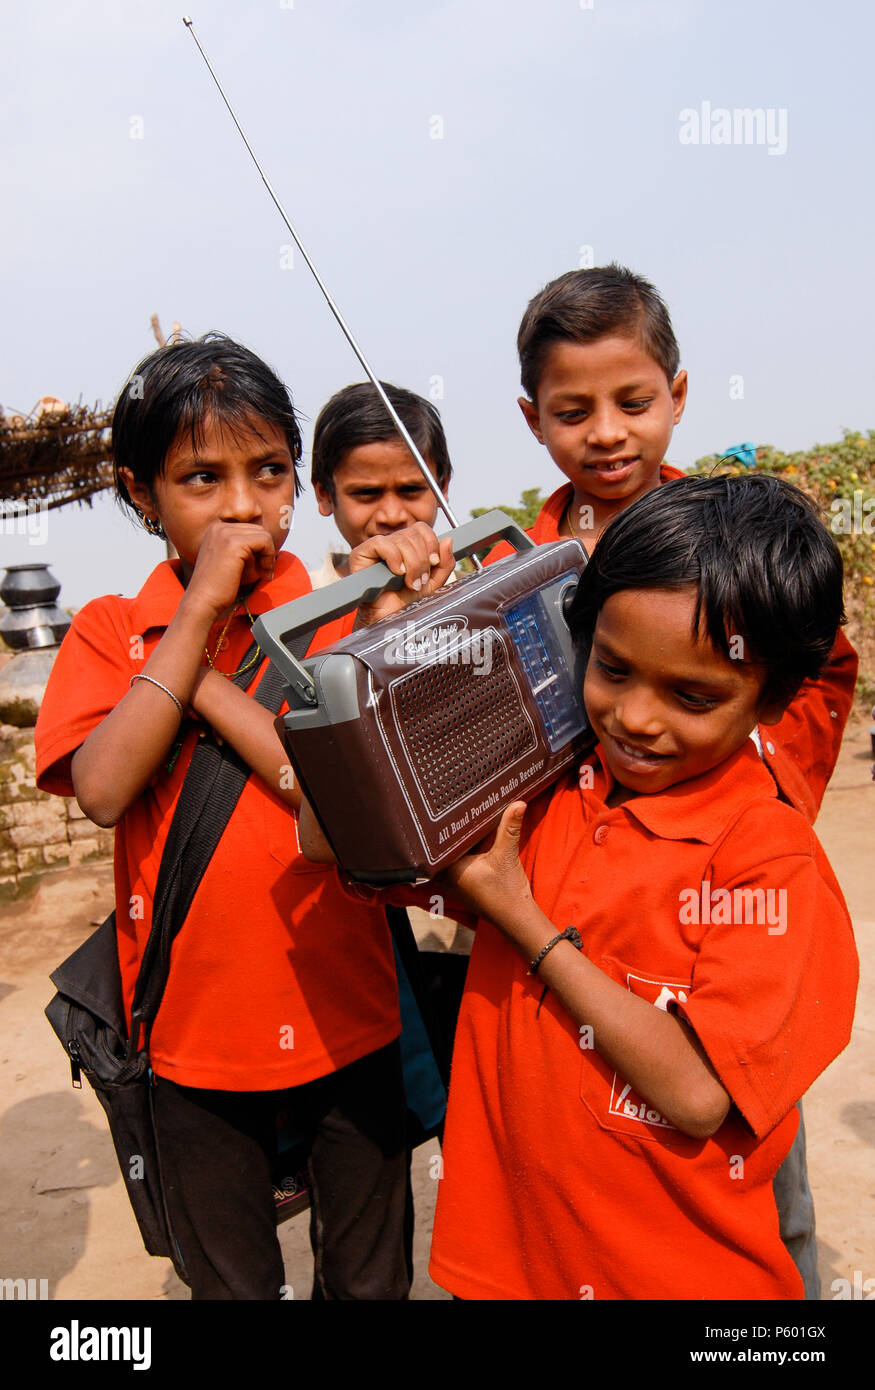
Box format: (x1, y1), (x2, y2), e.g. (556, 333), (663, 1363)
(0, 564), (71, 650)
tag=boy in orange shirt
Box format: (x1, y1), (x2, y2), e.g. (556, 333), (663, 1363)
(492, 264), (857, 821)
(310, 474), (856, 1299)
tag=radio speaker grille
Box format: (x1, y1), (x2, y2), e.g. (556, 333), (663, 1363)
(390, 639), (537, 816)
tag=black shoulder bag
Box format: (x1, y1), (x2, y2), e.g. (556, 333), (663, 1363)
(45, 647), (286, 1284)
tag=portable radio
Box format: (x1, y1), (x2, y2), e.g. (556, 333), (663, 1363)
(252, 512), (591, 883)
(187, 20), (594, 881)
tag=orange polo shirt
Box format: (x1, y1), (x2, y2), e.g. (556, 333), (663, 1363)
(487, 478), (858, 821)
(35, 551), (400, 1090)
(423, 743), (857, 1300)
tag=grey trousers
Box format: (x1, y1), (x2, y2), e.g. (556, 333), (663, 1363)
(774, 1103), (820, 1299)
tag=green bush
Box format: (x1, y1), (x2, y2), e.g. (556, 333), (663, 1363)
(470, 488), (547, 533)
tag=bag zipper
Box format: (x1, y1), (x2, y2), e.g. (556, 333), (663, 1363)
(67, 1038), (82, 1089)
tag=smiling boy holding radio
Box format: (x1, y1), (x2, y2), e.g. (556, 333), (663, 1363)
(303, 472), (858, 1299)
(424, 474), (858, 1300)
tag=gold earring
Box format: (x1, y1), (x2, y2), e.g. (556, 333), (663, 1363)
(139, 512), (164, 537)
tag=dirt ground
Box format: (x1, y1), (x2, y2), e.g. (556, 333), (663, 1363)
(0, 721), (871, 1303)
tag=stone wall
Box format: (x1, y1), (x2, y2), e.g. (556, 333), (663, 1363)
(0, 723), (113, 899)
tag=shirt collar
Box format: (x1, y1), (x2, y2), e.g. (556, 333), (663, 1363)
(533, 466), (686, 546)
(129, 550), (305, 632)
(532, 484), (573, 543)
(578, 740), (778, 844)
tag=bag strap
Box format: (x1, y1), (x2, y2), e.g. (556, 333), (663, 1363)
(128, 640), (288, 1054)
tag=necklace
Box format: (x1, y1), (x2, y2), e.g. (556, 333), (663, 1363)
(565, 501), (587, 546)
(565, 498), (596, 557)
(204, 599), (261, 678)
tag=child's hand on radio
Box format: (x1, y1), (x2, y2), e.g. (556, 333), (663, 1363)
(441, 802), (532, 924)
(349, 522), (456, 625)
(442, 805), (577, 970)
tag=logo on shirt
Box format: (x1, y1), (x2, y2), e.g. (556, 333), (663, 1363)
(606, 972), (692, 1132)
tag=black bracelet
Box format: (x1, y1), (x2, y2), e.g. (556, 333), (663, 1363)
(528, 925), (582, 976)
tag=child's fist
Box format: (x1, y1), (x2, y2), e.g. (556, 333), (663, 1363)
(185, 520), (277, 617)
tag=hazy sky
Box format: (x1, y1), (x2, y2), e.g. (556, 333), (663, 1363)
(2, 0), (872, 608)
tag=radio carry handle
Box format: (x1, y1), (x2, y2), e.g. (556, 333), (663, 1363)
(252, 509), (535, 707)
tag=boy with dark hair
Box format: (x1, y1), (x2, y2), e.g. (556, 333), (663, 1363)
(307, 377), (466, 1275)
(502, 263), (857, 821)
(309, 381), (452, 591)
(514, 262), (687, 550)
(307, 375), (467, 1001)
(305, 474), (857, 1299)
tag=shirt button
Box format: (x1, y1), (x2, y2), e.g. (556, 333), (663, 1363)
(830, 710), (838, 719)
(593, 825), (609, 845)
(765, 741), (775, 755)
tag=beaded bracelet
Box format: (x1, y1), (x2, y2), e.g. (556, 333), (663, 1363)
(130, 673), (184, 718)
(528, 925), (582, 976)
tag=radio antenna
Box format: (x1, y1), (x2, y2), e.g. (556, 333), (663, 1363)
(183, 15), (467, 540)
